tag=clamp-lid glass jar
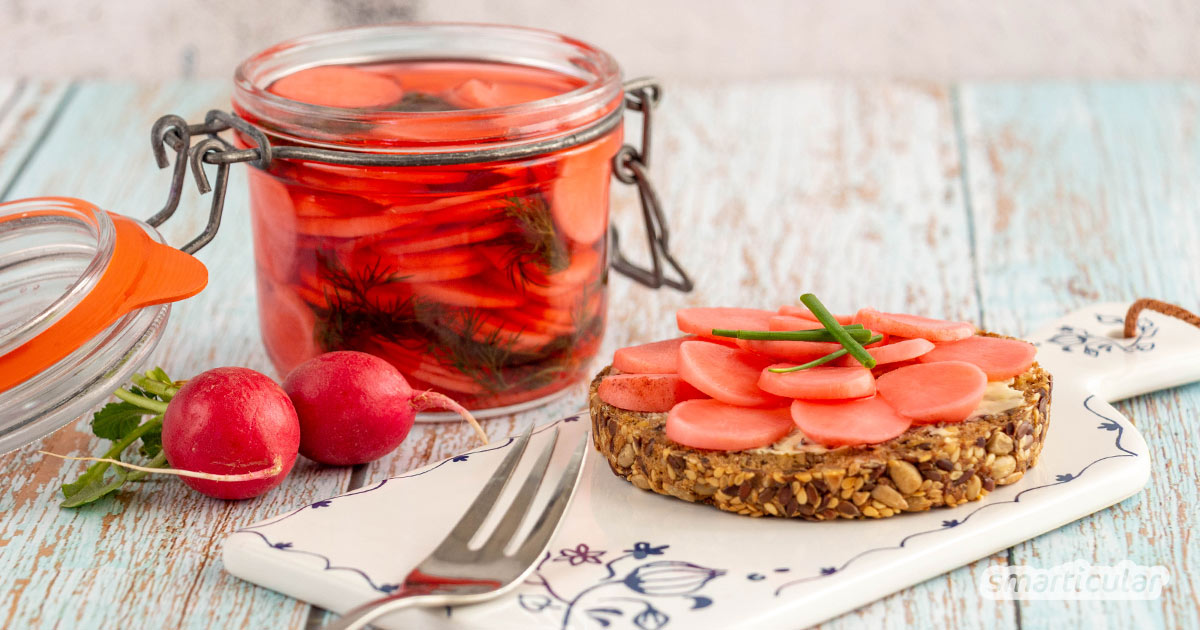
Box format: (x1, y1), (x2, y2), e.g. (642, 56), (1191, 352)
(230, 24), (638, 415)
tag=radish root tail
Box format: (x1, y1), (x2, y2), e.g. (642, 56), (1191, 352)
(412, 391), (488, 444)
(39, 451), (284, 482)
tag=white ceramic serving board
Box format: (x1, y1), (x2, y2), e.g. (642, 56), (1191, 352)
(223, 302), (1200, 629)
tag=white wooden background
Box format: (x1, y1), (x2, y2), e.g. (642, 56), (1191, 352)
(0, 78), (1198, 629)
(2, 0), (1200, 80)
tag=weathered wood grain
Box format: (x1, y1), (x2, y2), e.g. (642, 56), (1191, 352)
(958, 83), (1200, 629)
(0, 79), (71, 194)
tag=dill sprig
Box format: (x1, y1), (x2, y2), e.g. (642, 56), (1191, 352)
(311, 251), (421, 351)
(498, 194), (569, 286)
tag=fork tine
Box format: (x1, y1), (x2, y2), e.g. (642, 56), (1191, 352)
(513, 435), (588, 560)
(442, 425), (533, 544)
(477, 427), (559, 555)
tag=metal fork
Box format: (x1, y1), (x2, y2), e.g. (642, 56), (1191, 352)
(324, 425), (588, 630)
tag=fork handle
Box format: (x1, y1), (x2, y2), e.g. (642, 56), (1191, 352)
(323, 586), (434, 630)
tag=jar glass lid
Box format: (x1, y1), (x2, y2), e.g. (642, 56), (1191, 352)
(0, 197), (207, 454)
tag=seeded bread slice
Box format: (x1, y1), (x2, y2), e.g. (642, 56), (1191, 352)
(588, 359), (1052, 521)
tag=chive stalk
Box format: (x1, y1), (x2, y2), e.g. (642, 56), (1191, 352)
(710, 325), (870, 342)
(800, 293), (877, 369)
(767, 335), (883, 373)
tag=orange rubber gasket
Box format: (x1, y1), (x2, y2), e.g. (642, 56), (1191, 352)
(0, 200), (208, 393)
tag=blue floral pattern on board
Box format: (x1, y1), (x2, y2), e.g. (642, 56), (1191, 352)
(1045, 313), (1156, 356)
(523, 542), (723, 629)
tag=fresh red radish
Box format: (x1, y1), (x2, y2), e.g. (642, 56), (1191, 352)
(677, 341), (787, 407)
(284, 351), (487, 466)
(736, 338), (842, 362)
(790, 397), (912, 447)
(598, 374), (707, 412)
(778, 305), (854, 325)
(162, 367), (301, 499)
(269, 65), (404, 109)
(834, 337), (935, 367)
(613, 337), (693, 374)
(677, 307), (776, 340)
(876, 361), (988, 424)
(854, 308), (975, 342)
(758, 366), (875, 400)
(917, 336), (1038, 380)
(666, 400), (793, 451)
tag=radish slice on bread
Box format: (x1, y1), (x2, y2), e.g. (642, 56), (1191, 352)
(876, 361), (988, 424)
(677, 307), (776, 339)
(834, 337), (935, 367)
(598, 374), (707, 413)
(790, 397), (912, 447)
(854, 308), (975, 342)
(917, 335), (1037, 381)
(678, 341), (788, 407)
(666, 400), (794, 451)
(758, 366), (875, 400)
(613, 337), (692, 374)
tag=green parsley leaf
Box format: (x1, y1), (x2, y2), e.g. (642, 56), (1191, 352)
(90, 401), (147, 440)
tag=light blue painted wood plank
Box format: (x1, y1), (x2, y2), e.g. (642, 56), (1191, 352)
(959, 82), (1200, 630)
(0, 79), (72, 194)
(0, 81), (343, 630)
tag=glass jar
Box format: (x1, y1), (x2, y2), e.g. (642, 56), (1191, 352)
(0, 197), (206, 454)
(230, 24), (627, 415)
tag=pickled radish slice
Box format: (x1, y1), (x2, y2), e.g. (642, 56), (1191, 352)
(374, 221), (510, 256)
(451, 78), (506, 108)
(758, 366), (875, 400)
(778, 305), (854, 325)
(247, 171), (297, 283)
(736, 338), (842, 362)
(257, 280), (319, 375)
(598, 374), (707, 413)
(876, 361), (988, 424)
(790, 397), (912, 447)
(438, 311), (556, 353)
(677, 341), (787, 407)
(296, 211), (424, 239)
(269, 66), (404, 109)
(613, 337), (695, 374)
(526, 247), (602, 287)
(409, 277), (525, 308)
(917, 335), (1037, 381)
(834, 338), (935, 367)
(292, 191), (382, 218)
(497, 308), (575, 336)
(854, 308), (975, 342)
(677, 308), (776, 340)
(387, 248), (489, 282)
(550, 170), (608, 244)
(666, 400), (794, 451)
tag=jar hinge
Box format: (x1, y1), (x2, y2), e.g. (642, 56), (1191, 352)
(608, 79), (693, 292)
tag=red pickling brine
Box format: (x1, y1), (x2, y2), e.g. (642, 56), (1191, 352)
(232, 25), (625, 413)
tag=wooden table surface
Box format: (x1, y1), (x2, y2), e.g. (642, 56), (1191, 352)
(1, 79), (1197, 630)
